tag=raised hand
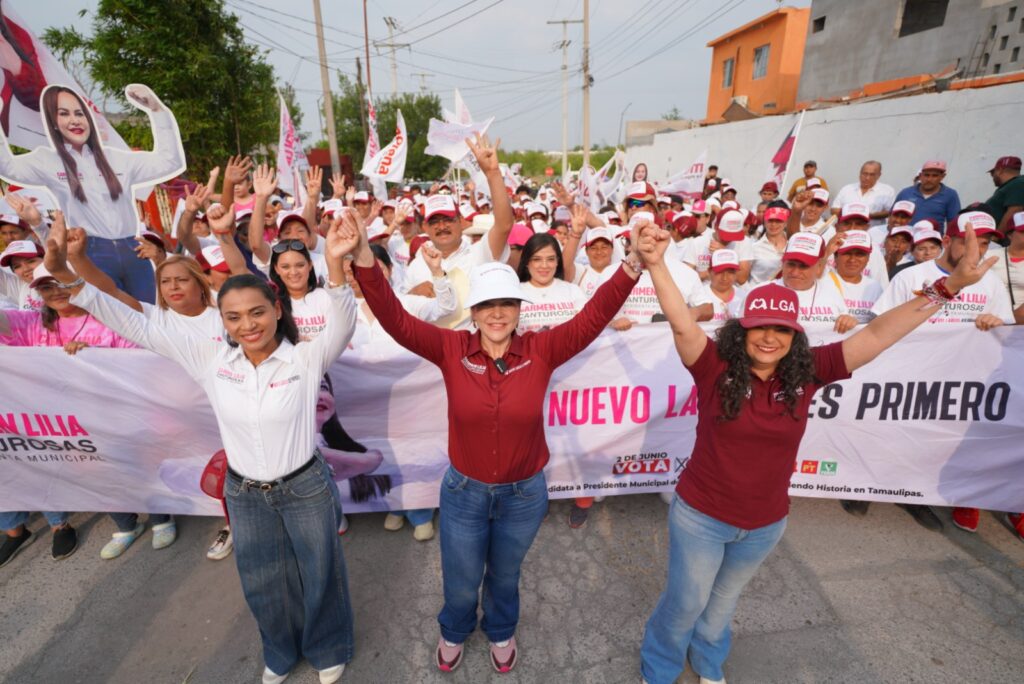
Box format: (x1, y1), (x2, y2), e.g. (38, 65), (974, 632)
(466, 132), (501, 174)
(326, 211), (361, 260)
(330, 172), (347, 199)
(206, 166), (220, 195)
(791, 189), (811, 213)
(252, 163), (277, 198)
(134, 236), (164, 262)
(184, 183), (211, 214)
(946, 222), (998, 292)
(367, 199), (383, 224)
(43, 212), (68, 273)
(344, 185), (355, 205)
(551, 182), (574, 207)
(636, 221), (671, 266)
(392, 203), (412, 227)
(570, 203), (587, 239)
(125, 84), (163, 112)
(66, 227), (88, 260)
(4, 192), (43, 227)
(206, 204), (235, 235)
(421, 244), (443, 276)
(225, 155), (253, 187)
(306, 166), (323, 200)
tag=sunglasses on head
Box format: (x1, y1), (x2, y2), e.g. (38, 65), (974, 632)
(272, 240), (307, 255)
(626, 198), (650, 209)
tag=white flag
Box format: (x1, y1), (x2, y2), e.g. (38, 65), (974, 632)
(659, 150), (708, 200)
(426, 116), (494, 162)
(361, 92), (381, 174)
(276, 92), (309, 197)
(361, 110), (407, 182)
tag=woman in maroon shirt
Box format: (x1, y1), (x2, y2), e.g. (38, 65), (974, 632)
(346, 151), (644, 673)
(636, 222), (996, 684)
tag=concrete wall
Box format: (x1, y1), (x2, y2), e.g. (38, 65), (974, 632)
(624, 120), (698, 147)
(626, 81), (1024, 209)
(798, 0), (1022, 102)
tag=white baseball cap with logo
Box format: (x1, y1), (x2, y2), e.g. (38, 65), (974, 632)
(716, 210), (746, 241)
(912, 226), (943, 245)
(0, 239), (44, 267)
(584, 226), (614, 247)
(839, 202), (870, 222)
(525, 201), (548, 218)
(201, 244), (230, 273)
(465, 262), (533, 308)
(891, 200), (915, 217)
(423, 195), (458, 221)
(352, 190), (371, 203)
(784, 232), (825, 265)
(810, 188), (830, 204)
(711, 249), (740, 272)
(836, 230), (873, 254)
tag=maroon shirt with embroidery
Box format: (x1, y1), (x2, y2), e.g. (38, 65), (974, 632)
(676, 337), (851, 529)
(354, 262), (637, 483)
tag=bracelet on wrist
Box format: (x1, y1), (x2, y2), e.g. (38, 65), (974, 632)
(914, 277), (956, 308)
(58, 277), (85, 290)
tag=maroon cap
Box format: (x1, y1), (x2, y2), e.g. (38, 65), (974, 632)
(760, 181), (779, 193)
(739, 283), (803, 333)
(988, 156), (1022, 173)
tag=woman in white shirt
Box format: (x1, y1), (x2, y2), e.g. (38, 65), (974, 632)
(749, 206), (790, 285)
(516, 233), (587, 333)
(45, 218), (360, 684)
(0, 84), (185, 303)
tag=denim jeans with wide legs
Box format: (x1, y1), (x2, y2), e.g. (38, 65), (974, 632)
(108, 512), (170, 532)
(437, 466), (548, 644)
(0, 511), (68, 530)
(224, 455), (354, 676)
(85, 236), (156, 304)
(640, 494), (787, 684)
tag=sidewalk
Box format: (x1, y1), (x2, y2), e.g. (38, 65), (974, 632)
(1, 495), (1022, 683)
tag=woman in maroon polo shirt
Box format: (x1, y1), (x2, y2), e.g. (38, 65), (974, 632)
(345, 153), (644, 673)
(636, 222), (996, 684)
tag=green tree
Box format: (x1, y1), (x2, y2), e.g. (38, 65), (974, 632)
(319, 74), (446, 181)
(662, 106), (682, 120)
(42, 0), (278, 176)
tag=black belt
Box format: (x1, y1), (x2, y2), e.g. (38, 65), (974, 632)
(228, 456), (318, 491)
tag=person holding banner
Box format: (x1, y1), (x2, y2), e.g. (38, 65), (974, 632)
(637, 217), (1000, 684)
(350, 134), (645, 674)
(44, 214), (360, 684)
(0, 84), (185, 303)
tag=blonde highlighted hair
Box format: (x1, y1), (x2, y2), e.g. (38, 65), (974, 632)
(155, 255), (213, 310)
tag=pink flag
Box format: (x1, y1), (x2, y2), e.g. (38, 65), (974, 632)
(765, 112), (804, 190)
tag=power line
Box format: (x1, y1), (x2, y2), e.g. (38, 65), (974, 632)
(402, 0), (507, 46)
(387, 0), (485, 39)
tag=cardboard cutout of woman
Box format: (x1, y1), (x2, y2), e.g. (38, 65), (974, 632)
(0, 83), (185, 303)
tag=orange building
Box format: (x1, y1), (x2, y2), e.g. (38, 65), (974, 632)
(704, 7), (810, 123)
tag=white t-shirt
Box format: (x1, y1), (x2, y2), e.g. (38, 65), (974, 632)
(702, 282), (747, 325)
(141, 303), (224, 341)
(573, 264), (616, 299)
(987, 243), (1024, 308)
(682, 233), (754, 275)
(873, 260), (1014, 324)
(253, 249), (330, 284)
(831, 182), (896, 228)
(825, 248), (890, 287)
(749, 235), (786, 285)
(773, 277), (849, 325)
(619, 259), (710, 324)
(290, 287), (334, 341)
(0, 268), (42, 311)
(827, 272), (883, 323)
(517, 279), (588, 333)
(404, 235), (508, 290)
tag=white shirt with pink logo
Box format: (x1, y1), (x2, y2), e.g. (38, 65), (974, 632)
(773, 277), (849, 324)
(573, 264), (616, 299)
(517, 279), (588, 333)
(619, 259), (710, 324)
(0, 268), (43, 311)
(827, 273), (883, 323)
(873, 260), (1014, 323)
(701, 282), (747, 326)
(682, 233), (754, 275)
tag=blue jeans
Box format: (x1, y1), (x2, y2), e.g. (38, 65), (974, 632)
(0, 511), (68, 530)
(86, 236), (155, 304)
(109, 512), (170, 532)
(640, 494), (787, 684)
(437, 466), (548, 644)
(224, 454), (354, 675)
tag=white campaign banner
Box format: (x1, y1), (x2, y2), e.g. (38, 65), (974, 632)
(276, 92), (309, 198)
(1, 324), (1022, 516)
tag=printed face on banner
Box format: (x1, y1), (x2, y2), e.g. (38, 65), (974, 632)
(0, 82), (185, 238)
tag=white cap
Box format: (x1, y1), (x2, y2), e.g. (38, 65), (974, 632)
(29, 262), (60, 289)
(0, 239), (43, 267)
(201, 244), (229, 272)
(584, 226), (614, 247)
(891, 200), (915, 217)
(806, 178), (822, 189)
(810, 188), (830, 204)
(656, 195), (672, 205)
(720, 200), (739, 211)
(382, 199), (399, 210)
(715, 210), (746, 240)
(839, 202), (870, 222)
(710, 249), (740, 272)
(601, 210), (621, 225)
(234, 207), (253, 223)
(0, 213), (24, 227)
(320, 199), (344, 216)
(476, 194), (492, 207)
(912, 226), (943, 245)
(530, 219), (549, 234)
(366, 217), (390, 241)
(352, 190), (371, 203)
(464, 213), (495, 236)
(465, 262), (532, 308)
(459, 202), (478, 220)
(553, 205), (571, 222)
(423, 195), (457, 221)
(525, 201), (548, 218)
(276, 211), (308, 229)
(784, 232), (825, 265)
(836, 230), (873, 254)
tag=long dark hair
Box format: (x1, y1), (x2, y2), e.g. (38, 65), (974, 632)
(40, 304), (59, 332)
(269, 243), (318, 317)
(369, 243), (392, 269)
(517, 233), (564, 283)
(42, 85), (123, 203)
(217, 274), (299, 347)
(320, 373), (392, 502)
(714, 319), (816, 420)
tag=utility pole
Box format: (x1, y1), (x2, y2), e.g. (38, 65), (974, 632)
(312, 0), (340, 175)
(546, 17), (582, 180)
(356, 57), (368, 147)
(375, 17), (409, 97)
(582, 0), (592, 170)
(411, 72), (434, 93)
(362, 0), (373, 95)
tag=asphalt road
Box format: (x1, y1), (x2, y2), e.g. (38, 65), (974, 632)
(1, 495), (1023, 684)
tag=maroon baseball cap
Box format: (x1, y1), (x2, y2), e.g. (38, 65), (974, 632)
(988, 156), (1022, 173)
(739, 283), (803, 333)
(760, 181), (779, 193)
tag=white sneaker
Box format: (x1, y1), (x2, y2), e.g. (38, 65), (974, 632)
(151, 520), (177, 550)
(100, 523), (144, 560)
(338, 514), (349, 536)
(206, 526), (233, 560)
(262, 666), (288, 684)
(383, 513), (405, 531)
(318, 663), (345, 683)
(413, 520), (435, 541)
(699, 677), (726, 684)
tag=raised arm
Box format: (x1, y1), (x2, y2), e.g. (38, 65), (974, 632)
(113, 85), (186, 182)
(305, 216), (359, 372)
(176, 178), (214, 256)
(787, 191), (810, 237)
(404, 244), (457, 321)
(467, 134), (514, 258)
(4, 192), (49, 242)
(562, 203), (588, 283)
(61, 223), (144, 312)
(248, 163), (275, 263)
(302, 166), (323, 229)
(206, 204), (251, 276)
(221, 155), (252, 211)
(639, 222), (708, 365)
(842, 223), (996, 372)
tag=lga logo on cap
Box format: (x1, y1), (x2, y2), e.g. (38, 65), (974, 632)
(715, 210), (745, 241)
(891, 200), (915, 217)
(839, 202), (870, 222)
(739, 282), (803, 333)
(784, 232), (824, 265)
(836, 230), (872, 254)
(465, 262), (532, 308)
(423, 195), (457, 221)
(953, 210), (999, 237)
(711, 249), (739, 272)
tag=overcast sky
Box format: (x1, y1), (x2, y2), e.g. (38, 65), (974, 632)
(14, 0), (810, 151)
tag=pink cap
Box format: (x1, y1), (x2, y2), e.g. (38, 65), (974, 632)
(921, 160), (947, 172)
(715, 210), (745, 242)
(739, 283), (803, 333)
(891, 200), (915, 217)
(507, 222), (533, 247)
(764, 206), (790, 222)
(423, 195), (458, 221)
(836, 230), (872, 254)
(710, 249), (739, 273)
(691, 199), (708, 214)
(784, 232), (825, 266)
